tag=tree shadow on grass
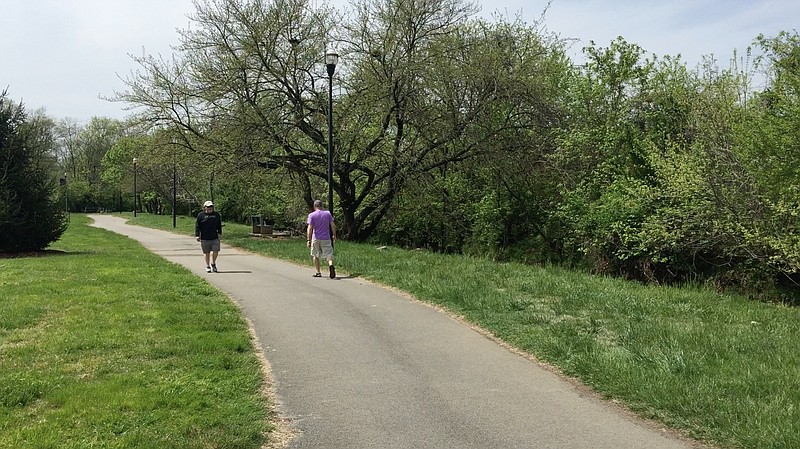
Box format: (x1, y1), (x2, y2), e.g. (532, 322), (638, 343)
(0, 249), (86, 259)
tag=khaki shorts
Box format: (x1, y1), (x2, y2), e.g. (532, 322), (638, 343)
(311, 239), (333, 260)
(200, 238), (221, 254)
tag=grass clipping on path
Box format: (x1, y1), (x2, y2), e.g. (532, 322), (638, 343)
(0, 215), (273, 449)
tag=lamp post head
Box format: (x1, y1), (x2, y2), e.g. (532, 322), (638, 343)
(325, 50), (338, 77)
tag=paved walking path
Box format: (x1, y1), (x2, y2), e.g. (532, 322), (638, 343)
(90, 215), (704, 449)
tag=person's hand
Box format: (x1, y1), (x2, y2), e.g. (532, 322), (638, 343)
(196, 237), (200, 242)
(307, 240), (311, 247)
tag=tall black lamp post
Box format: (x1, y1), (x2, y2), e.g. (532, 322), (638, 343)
(133, 157), (138, 217)
(325, 50), (338, 214)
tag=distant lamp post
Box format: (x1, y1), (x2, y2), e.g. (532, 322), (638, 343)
(171, 138), (177, 228)
(325, 49), (338, 214)
(62, 173), (69, 222)
(133, 157), (138, 217)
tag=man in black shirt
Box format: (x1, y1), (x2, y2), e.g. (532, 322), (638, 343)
(195, 200), (222, 272)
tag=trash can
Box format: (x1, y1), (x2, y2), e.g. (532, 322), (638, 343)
(251, 215), (262, 234)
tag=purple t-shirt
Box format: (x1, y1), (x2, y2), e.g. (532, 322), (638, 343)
(307, 210), (334, 240)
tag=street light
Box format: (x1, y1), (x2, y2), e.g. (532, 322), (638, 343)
(325, 49), (338, 215)
(62, 173), (69, 222)
(171, 138), (177, 228)
(133, 157), (138, 217)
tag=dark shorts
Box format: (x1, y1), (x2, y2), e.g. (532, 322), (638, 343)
(200, 238), (221, 254)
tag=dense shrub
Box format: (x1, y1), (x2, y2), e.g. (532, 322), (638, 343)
(0, 92), (66, 252)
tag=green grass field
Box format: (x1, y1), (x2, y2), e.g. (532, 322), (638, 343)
(0, 215), (273, 449)
(3, 212), (800, 448)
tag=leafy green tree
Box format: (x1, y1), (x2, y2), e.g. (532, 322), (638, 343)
(52, 117), (127, 211)
(116, 0), (338, 223)
(362, 12), (570, 252)
(548, 38), (657, 274)
(733, 31), (800, 279)
(549, 38), (755, 283)
(547, 32), (799, 295)
(0, 91), (66, 252)
(115, 0), (568, 240)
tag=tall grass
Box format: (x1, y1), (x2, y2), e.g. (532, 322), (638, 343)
(128, 212), (800, 448)
(0, 215), (272, 448)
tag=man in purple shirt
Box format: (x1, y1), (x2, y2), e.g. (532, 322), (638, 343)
(307, 199), (337, 278)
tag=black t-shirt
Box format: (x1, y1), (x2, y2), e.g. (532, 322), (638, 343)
(195, 211), (222, 240)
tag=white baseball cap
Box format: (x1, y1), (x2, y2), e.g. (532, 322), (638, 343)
(203, 201), (214, 207)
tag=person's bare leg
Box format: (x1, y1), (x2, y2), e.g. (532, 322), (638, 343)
(327, 256), (335, 278)
(313, 256), (321, 274)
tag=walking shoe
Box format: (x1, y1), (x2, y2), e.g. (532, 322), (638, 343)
(211, 264), (218, 273)
(206, 266), (212, 273)
(312, 272), (322, 277)
(329, 265), (336, 279)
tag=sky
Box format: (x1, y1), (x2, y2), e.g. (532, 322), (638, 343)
(2, 0), (797, 123)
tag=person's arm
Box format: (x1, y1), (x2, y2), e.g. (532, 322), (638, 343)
(195, 214), (201, 241)
(216, 214), (222, 236)
(307, 223), (314, 247)
(330, 221), (336, 242)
